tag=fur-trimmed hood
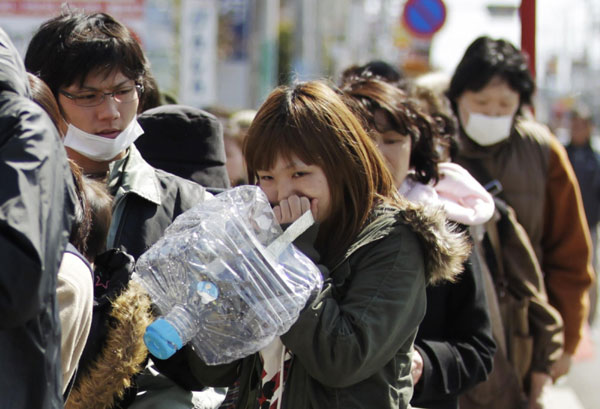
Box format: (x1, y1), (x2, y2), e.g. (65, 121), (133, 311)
(399, 200), (471, 284)
(65, 280), (153, 409)
(339, 199), (471, 285)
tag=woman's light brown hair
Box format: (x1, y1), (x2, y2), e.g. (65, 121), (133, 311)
(244, 80), (397, 264)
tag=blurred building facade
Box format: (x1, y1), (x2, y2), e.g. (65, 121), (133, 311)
(0, 0), (598, 124)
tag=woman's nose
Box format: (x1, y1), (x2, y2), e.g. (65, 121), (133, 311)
(276, 180), (294, 203)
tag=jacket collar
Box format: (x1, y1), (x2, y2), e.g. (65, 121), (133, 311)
(108, 144), (162, 206)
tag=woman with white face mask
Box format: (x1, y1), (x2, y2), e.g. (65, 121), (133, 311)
(447, 36), (594, 388)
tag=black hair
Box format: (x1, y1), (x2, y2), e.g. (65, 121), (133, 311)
(24, 9), (153, 111)
(446, 36), (534, 115)
(340, 60), (411, 92)
(413, 85), (459, 161)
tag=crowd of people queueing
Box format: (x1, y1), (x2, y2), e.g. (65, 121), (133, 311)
(0, 6), (594, 409)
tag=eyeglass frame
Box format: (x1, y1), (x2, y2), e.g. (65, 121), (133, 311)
(58, 83), (144, 107)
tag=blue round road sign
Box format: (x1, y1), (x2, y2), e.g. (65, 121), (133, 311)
(402, 0), (447, 37)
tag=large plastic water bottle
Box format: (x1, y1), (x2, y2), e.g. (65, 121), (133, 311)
(143, 276), (220, 360)
(135, 186), (322, 364)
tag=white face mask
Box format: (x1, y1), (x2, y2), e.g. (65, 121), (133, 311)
(462, 112), (513, 146)
(63, 118), (144, 161)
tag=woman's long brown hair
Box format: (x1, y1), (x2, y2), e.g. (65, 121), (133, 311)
(340, 78), (440, 185)
(244, 80), (397, 265)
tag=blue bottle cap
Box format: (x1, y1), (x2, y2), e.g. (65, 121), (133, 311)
(144, 318), (183, 360)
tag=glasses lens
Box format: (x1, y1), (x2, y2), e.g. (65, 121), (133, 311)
(74, 93), (104, 107)
(113, 86), (140, 104)
(67, 84), (141, 107)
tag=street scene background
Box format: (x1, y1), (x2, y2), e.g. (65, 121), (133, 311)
(2, 0), (600, 127)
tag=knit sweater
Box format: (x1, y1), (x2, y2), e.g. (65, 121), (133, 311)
(57, 249), (93, 393)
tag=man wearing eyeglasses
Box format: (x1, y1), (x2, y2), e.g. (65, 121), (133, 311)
(24, 9), (214, 409)
(25, 9), (212, 260)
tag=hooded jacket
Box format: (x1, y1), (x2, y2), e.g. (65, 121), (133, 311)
(400, 163), (496, 409)
(185, 201), (471, 409)
(0, 28), (75, 408)
(65, 249), (154, 409)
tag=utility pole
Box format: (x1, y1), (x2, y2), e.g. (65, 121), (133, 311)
(293, 0), (319, 81)
(520, 0), (536, 78)
(250, 0), (280, 107)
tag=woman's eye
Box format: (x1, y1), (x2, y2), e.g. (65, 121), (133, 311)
(384, 139), (402, 145)
(292, 172), (307, 178)
(258, 175), (273, 181)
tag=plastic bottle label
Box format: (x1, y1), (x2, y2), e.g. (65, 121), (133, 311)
(197, 280), (219, 304)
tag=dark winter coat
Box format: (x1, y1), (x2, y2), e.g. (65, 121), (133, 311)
(184, 202), (471, 409)
(65, 249), (153, 409)
(67, 141), (210, 408)
(0, 28), (75, 408)
(566, 142), (600, 228)
(106, 144), (210, 259)
(411, 248), (496, 409)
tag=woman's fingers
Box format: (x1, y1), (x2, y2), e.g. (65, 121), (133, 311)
(276, 195), (313, 224)
(279, 199), (292, 222)
(287, 195), (302, 219)
(300, 196), (311, 215)
(273, 205), (283, 224)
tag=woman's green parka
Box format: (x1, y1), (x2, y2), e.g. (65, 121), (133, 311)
(183, 202), (471, 409)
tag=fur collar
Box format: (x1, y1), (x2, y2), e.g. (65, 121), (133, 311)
(337, 200), (471, 285)
(65, 281), (153, 409)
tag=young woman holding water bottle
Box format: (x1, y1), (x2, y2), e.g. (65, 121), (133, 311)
(184, 80), (471, 409)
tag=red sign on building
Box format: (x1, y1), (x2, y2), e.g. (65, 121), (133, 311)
(1, 0), (144, 19)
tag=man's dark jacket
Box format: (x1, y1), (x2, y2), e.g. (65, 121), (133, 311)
(566, 142), (600, 228)
(0, 28), (75, 408)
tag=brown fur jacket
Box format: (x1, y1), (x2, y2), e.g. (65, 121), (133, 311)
(65, 280), (153, 409)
